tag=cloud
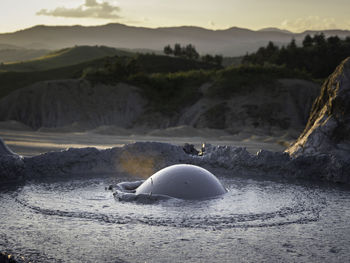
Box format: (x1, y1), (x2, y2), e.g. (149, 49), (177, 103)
(208, 21), (216, 27)
(37, 0), (121, 19)
(281, 16), (342, 32)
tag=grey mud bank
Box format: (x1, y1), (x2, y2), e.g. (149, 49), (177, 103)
(1, 138), (349, 184)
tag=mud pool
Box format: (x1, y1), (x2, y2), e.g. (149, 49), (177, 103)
(0, 174), (349, 263)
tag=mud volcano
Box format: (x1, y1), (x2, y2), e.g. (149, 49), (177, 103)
(135, 164), (227, 199)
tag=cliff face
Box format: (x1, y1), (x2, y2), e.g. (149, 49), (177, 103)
(180, 79), (319, 132)
(0, 80), (146, 130)
(0, 78), (319, 134)
(286, 57), (350, 157)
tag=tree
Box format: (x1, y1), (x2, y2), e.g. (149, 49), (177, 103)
(163, 45), (173, 55)
(184, 44), (199, 60)
(266, 41), (278, 53)
(214, 55), (223, 66)
(200, 54), (223, 66)
(242, 32), (350, 79)
(164, 43), (201, 60)
(313, 33), (326, 46)
(126, 58), (140, 75)
(287, 38), (297, 49)
(201, 54), (215, 64)
(173, 43), (182, 57)
(302, 34), (313, 48)
(327, 36), (341, 46)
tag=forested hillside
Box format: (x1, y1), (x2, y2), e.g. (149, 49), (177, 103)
(243, 34), (350, 78)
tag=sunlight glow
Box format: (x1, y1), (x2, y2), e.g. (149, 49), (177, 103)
(119, 151), (157, 178)
(0, 0), (350, 33)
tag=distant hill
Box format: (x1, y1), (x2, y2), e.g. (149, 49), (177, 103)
(0, 23), (349, 56)
(258, 27), (292, 34)
(0, 43), (50, 63)
(0, 43), (21, 49)
(0, 45), (133, 72)
(0, 48), (49, 63)
(0, 52), (220, 99)
(0, 57), (108, 99)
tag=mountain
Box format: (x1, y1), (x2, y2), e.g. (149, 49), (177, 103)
(258, 27), (292, 34)
(0, 45), (132, 72)
(0, 48), (49, 64)
(0, 23), (349, 56)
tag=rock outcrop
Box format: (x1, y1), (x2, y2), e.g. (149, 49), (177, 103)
(0, 137), (16, 156)
(286, 57), (350, 158)
(0, 138), (24, 182)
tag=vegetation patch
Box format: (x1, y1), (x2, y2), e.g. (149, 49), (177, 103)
(243, 34), (350, 79)
(83, 53), (220, 83)
(129, 70), (212, 114)
(206, 64), (309, 98)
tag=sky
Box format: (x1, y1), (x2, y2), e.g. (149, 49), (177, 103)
(1, 0), (350, 33)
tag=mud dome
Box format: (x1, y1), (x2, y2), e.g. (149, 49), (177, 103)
(136, 164), (227, 199)
(113, 164), (227, 201)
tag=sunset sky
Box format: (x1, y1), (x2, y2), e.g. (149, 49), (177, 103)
(1, 0), (350, 33)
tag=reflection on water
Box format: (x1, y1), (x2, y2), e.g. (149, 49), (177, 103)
(0, 176), (349, 263)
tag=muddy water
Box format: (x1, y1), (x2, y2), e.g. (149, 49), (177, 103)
(0, 175), (349, 262)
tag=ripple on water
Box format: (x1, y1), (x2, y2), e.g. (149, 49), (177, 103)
(12, 177), (325, 230)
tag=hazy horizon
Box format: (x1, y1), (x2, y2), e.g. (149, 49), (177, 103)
(3, 22), (350, 35)
(1, 0), (350, 34)
(0, 22), (297, 34)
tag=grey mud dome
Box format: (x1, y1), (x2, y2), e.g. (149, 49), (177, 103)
(114, 164), (227, 201)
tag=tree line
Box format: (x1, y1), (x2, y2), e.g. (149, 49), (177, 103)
(242, 34), (350, 78)
(163, 43), (223, 66)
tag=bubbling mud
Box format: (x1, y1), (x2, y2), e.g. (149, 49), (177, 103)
(114, 164), (227, 201)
